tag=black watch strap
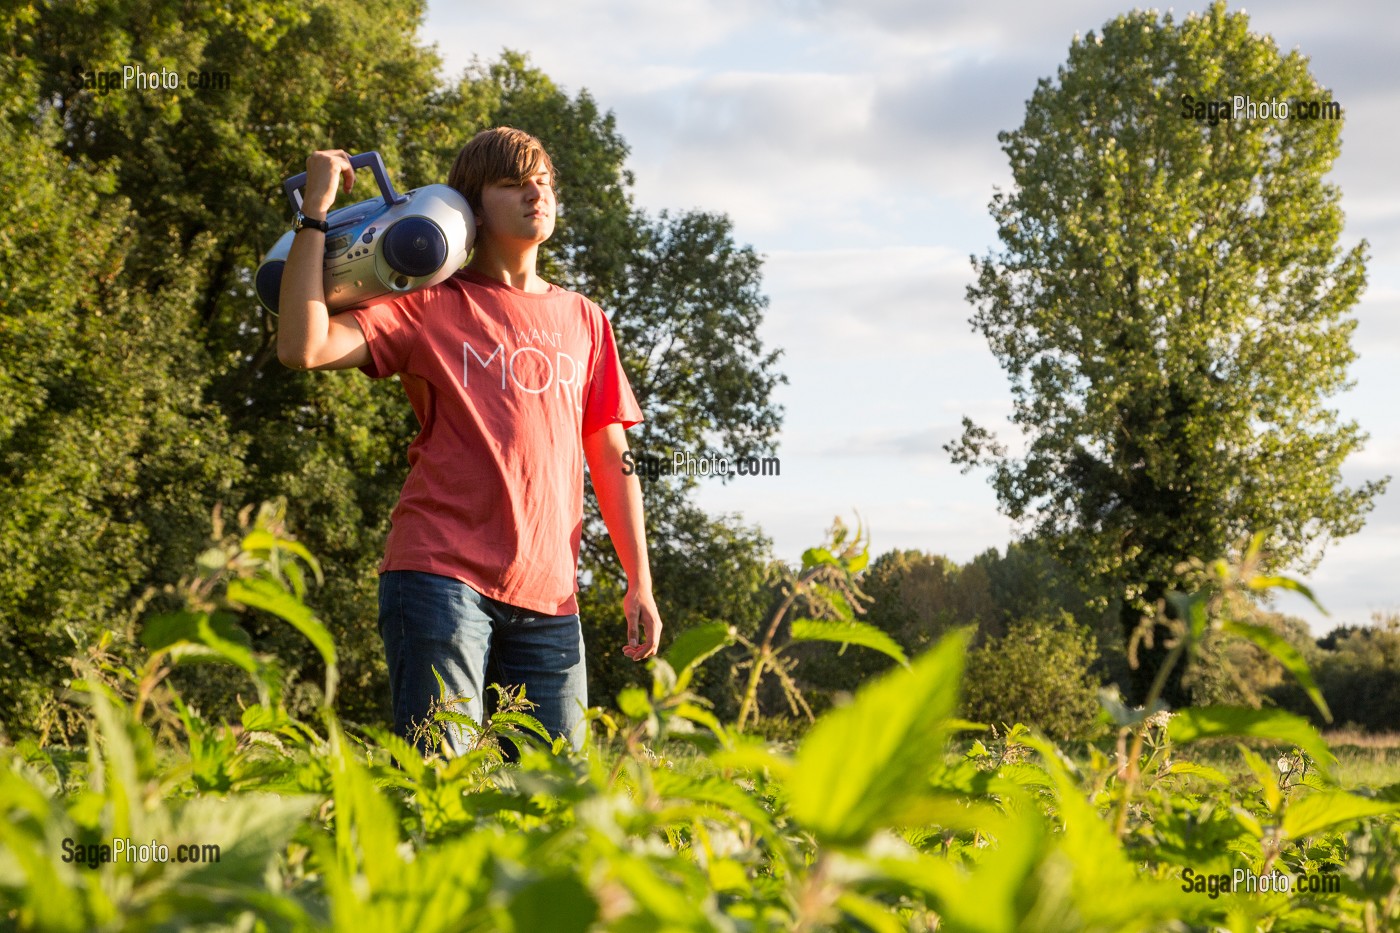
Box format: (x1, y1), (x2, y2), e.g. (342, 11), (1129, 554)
(293, 211), (329, 233)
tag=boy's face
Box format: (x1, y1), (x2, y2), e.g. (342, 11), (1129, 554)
(476, 164), (556, 249)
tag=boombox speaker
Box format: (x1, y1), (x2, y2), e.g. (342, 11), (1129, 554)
(256, 151), (474, 314)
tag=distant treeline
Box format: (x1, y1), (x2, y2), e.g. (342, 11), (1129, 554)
(785, 544), (1399, 741)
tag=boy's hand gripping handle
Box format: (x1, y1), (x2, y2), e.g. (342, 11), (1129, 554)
(282, 151), (407, 213)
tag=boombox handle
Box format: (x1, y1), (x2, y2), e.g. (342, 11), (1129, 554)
(282, 151), (407, 213)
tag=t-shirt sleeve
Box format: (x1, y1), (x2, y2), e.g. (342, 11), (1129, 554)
(581, 304), (644, 437)
(348, 294), (424, 379)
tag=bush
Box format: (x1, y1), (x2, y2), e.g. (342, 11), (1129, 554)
(962, 615), (1103, 741)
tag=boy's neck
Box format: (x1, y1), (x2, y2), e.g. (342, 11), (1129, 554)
(465, 239), (548, 293)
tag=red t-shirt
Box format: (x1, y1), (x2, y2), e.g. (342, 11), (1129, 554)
(350, 269), (642, 615)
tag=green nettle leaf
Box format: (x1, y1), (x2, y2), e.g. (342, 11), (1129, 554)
(362, 726), (428, 783)
(788, 628), (968, 845)
(164, 794), (316, 892)
(650, 769), (778, 837)
(488, 711), (553, 743)
(1166, 761), (1232, 786)
(673, 702), (730, 746)
(617, 686), (653, 720)
(239, 704), (288, 733)
(227, 574), (339, 706)
(1222, 619), (1332, 722)
(1280, 791), (1400, 841)
(834, 891), (907, 933)
(1240, 746), (1284, 815)
(1243, 575), (1324, 612)
(329, 729), (404, 893)
(876, 803), (1042, 933)
(226, 576), (337, 673)
(663, 621), (735, 676)
(1015, 735), (1210, 930)
(508, 875), (598, 933)
(648, 658), (679, 698)
(1167, 707), (1336, 774)
(140, 610), (226, 653)
(432, 710), (484, 734)
(142, 609), (266, 686)
(787, 618), (909, 666)
(238, 529), (279, 557)
(0, 756), (96, 931)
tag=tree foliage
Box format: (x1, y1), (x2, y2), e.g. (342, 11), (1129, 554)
(948, 2), (1387, 704)
(1, 16), (246, 735)
(794, 539), (1121, 710)
(962, 616), (1104, 742)
(1273, 614), (1400, 731)
(793, 548), (992, 699)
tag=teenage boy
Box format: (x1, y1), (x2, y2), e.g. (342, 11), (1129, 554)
(277, 128), (661, 753)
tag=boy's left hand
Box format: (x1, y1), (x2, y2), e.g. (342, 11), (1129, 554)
(623, 587), (663, 661)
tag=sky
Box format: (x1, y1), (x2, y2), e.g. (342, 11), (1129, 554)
(422, 0), (1399, 634)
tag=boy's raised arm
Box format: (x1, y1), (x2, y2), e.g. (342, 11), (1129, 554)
(276, 149), (371, 372)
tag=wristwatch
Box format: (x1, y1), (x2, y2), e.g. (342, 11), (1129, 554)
(293, 210), (329, 234)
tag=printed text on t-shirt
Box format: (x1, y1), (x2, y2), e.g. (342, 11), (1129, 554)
(462, 331), (586, 411)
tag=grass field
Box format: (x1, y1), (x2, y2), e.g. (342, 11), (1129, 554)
(1327, 730), (1400, 788)
(1150, 729), (1400, 792)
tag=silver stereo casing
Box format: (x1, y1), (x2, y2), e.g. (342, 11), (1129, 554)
(256, 152), (474, 314)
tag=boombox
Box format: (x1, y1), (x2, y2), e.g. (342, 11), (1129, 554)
(256, 151), (474, 314)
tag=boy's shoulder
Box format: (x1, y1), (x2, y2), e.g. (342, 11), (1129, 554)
(448, 270), (607, 319)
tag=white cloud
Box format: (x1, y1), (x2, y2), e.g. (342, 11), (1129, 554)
(760, 246), (980, 355)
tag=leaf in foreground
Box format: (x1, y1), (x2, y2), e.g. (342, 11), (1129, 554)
(788, 629), (967, 846)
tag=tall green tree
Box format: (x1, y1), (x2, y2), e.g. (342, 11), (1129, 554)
(948, 2), (1387, 706)
(1, 12), (246, 735)
(20, 0), (455, 725)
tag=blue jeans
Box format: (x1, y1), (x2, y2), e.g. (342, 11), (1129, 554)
(377, 570), (588, 755)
